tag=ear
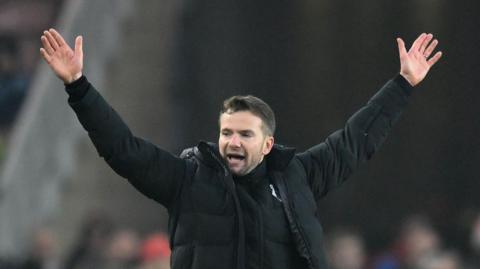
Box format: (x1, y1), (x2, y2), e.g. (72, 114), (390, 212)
(262, 136), (274, 155)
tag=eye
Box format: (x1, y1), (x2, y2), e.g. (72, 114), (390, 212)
(240, 131), (253, 138)
(221, 130), (231, 136)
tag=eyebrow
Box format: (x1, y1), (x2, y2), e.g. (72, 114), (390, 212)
(220, 128), (255, 134)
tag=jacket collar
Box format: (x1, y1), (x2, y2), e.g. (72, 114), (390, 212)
(186, 141), (296, 172)
(265, 144), (296, 171)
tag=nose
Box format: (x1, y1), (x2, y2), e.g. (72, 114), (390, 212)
(229, 134), (241, 147)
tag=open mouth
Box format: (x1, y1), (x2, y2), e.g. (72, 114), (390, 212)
(226, 153), (245, 161)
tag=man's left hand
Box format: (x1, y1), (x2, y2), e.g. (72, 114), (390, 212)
(397, 33), (442, 87)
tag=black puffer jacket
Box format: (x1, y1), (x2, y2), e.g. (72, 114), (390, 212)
(66, 74), (413, 269)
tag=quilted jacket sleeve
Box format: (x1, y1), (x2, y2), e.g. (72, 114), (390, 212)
(66, 76), (186, 208)
(297, 74), (413, 200)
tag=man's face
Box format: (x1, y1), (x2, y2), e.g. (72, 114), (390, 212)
(219, 111), (274, 176)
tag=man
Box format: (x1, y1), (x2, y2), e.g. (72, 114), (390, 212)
(40, 28), (442, 269)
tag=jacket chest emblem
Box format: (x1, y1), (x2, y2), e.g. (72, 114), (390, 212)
(269, 184), (282, 202)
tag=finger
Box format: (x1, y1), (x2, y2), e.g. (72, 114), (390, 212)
(39, 48), (52, 63)
(411, 33), (427, 52)
(44, 30), (59, 50)
(41, 35), (54, 55)
(424, 39), (438, 58)
(74, 35), (83, 59)
(397, 38), (408, 59)
(427, 51), (442, 67)
(419, 33), (433, 54)
(49, 28), (67, 47)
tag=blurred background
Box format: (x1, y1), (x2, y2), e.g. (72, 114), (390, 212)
(0, 0), (479, 268)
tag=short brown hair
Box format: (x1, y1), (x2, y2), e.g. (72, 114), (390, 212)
(220, 95), (276, 136)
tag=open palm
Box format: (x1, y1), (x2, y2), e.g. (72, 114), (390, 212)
(397, 33), (442, 87)
(40, 29), (83, 84)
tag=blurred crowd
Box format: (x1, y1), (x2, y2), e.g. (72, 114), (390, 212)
(326, 212), (480, 269)
(0, 212), (171, 269)
(0, 0), (63, 160)
(0, 211), (480, 269)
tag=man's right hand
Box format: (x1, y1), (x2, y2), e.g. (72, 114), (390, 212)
(40, 28), (83, 84)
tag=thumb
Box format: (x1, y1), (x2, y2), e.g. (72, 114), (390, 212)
(74, 35), (83, 59)
(396, 38), (407, 59)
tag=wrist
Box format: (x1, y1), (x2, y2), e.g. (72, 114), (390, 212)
(65, 72), (83, 85)
(65, 75), (88, 101)
(399, 72), (417, 87)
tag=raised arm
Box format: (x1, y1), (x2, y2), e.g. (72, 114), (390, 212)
(297, 33), (442, 200)
(39, 29), (187, 208)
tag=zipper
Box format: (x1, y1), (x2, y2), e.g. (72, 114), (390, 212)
(274, 172), (315, 269)
(258, 207), (264, 269)
(205, 146), (245, 269)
